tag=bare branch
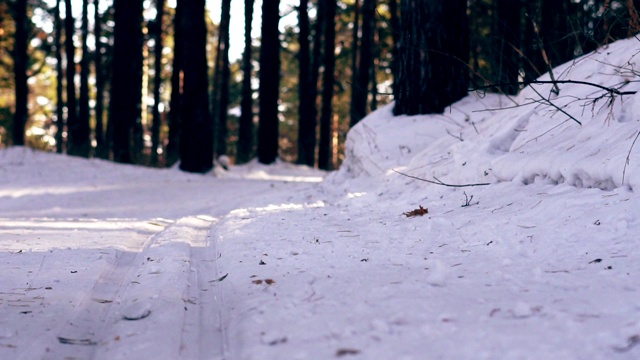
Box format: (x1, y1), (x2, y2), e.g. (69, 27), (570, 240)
(471, 80), (636, 97)
(527, 85), (582, 125)
(622, 130), (640, 185)
(393, 169), (491, 187)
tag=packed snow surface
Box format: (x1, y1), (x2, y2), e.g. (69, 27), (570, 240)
(1, 38), (640, 359)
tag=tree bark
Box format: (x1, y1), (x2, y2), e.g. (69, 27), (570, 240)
(318, 0), (336, 170)
(11, 0), (28, 146)
(257, 0), (281, 165)
(151, 0), (166, 166)
(166, 2), (183, 167)
(308, 0), (324, 157)
(237, 0), (255, 164)
(177, 0), (213, 173)
(296, 0), (316, 167)
(215, 0), (232, 158)
(64, 0), (78, 151)
(348, 0), (360, 127)
(110, 0), (143, 163)
(351, 0), (375, 126)
(389, 0), (399, 94)
(94, 0), (106, 158)
(494, 0), (521, 95)
(394, 0), (469, 115)
(55, 0), (65, 153)
(541, 0), (573, 67)
(73, 0), (91, 157)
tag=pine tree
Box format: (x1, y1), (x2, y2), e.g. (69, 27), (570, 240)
(257, 0), (281, 165)
(177, 0), (213, 172)
(237, 0), (256, 164)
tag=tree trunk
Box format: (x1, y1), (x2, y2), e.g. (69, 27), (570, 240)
(348, 0), (360, 127)
(541, 0), (573, 67)
(178, 0), (213, 173)
(11, 0), (28, 146)
(318, 0), (336, 170)
(394, 0), (469, 115)
(494, 0), (521, 95)
(73, 0), (91, 157)
(110, 0), (143, 163)
(166, 2), (183, 167)
(64, 0), (78, 151)
(257, 0), (281, 165)
(151, 0), (166, 166)
(522, 1), (544, 84)
(55, 0), (65, 153)
(296, 0), (316, 167)
(237, 0), (255, 164)
(309, 0), (325, 157)
(215, 0), (232, 158)
(351, 0), (375, 126)
(94, 0), (106, 158)
(389, 0), (399, 94)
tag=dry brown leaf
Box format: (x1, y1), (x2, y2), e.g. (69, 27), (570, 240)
(403, 205), (428, 217)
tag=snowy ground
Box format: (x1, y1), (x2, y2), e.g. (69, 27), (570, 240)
(2, 38), (640, 359)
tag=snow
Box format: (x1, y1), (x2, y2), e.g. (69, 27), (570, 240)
(2, 37), (640, 359)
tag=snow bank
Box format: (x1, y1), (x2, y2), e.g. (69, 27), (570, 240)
(334, 37), (640, 191)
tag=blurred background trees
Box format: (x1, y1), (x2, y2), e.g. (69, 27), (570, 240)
(0, 0), (639, 172)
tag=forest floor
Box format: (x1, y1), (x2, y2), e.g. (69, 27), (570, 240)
(1, 38), (640, 359)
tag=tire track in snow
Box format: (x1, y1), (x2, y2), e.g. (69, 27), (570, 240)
(37, 216), (230, 359)
(42, 220), (172, 360)
(180, 220), (229, 360)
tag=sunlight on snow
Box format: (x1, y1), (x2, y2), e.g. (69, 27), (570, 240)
(0, 185), (122, 199)
(0, 218), (164, 252)
(229, 201), (325, 218)
(243, 171), (324, 183)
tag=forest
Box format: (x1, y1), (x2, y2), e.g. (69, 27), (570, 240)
(1, 0), (639, 173)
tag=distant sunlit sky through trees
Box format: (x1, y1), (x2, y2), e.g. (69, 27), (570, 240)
(42, 0), (299, 61)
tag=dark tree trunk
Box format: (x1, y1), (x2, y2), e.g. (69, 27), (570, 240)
(11, 0), (28, 146)
(64, 0), (78, 151)
(257, 0), (281, 165)
(351, 0), (375, 126)
(348, 0), (360, 127)
(309, 0), (325, 156)
(237, 0), (255, 164)
(166, 2), (183, 167)
(178, 0), (213, 173)
(215, 0), (232, 158)
(151, 0), (166, 165)
(94, 0), (106, 158)
(523, 1), (544, 83)
(541, 0), (574, 67)
(494, 0), (521, 95)
(318, 0), (336, 170)
(110, 0), (143, 163)
(394, 0), (469, 115)
(55, 0), (65, 153)
(389, 0), (399, 93)
(371, 24), (380, 111)
(296, 0), (315, 167)
(73, 0), (91, 157)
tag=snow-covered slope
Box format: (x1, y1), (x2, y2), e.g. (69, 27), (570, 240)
(334, 37), (640, 192)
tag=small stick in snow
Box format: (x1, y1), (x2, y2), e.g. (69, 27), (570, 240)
(393, 169), (490, 187)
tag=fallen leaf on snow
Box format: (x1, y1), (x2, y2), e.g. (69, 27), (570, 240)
(336, 348), (360, 357)
(403, 205), (428, 218)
